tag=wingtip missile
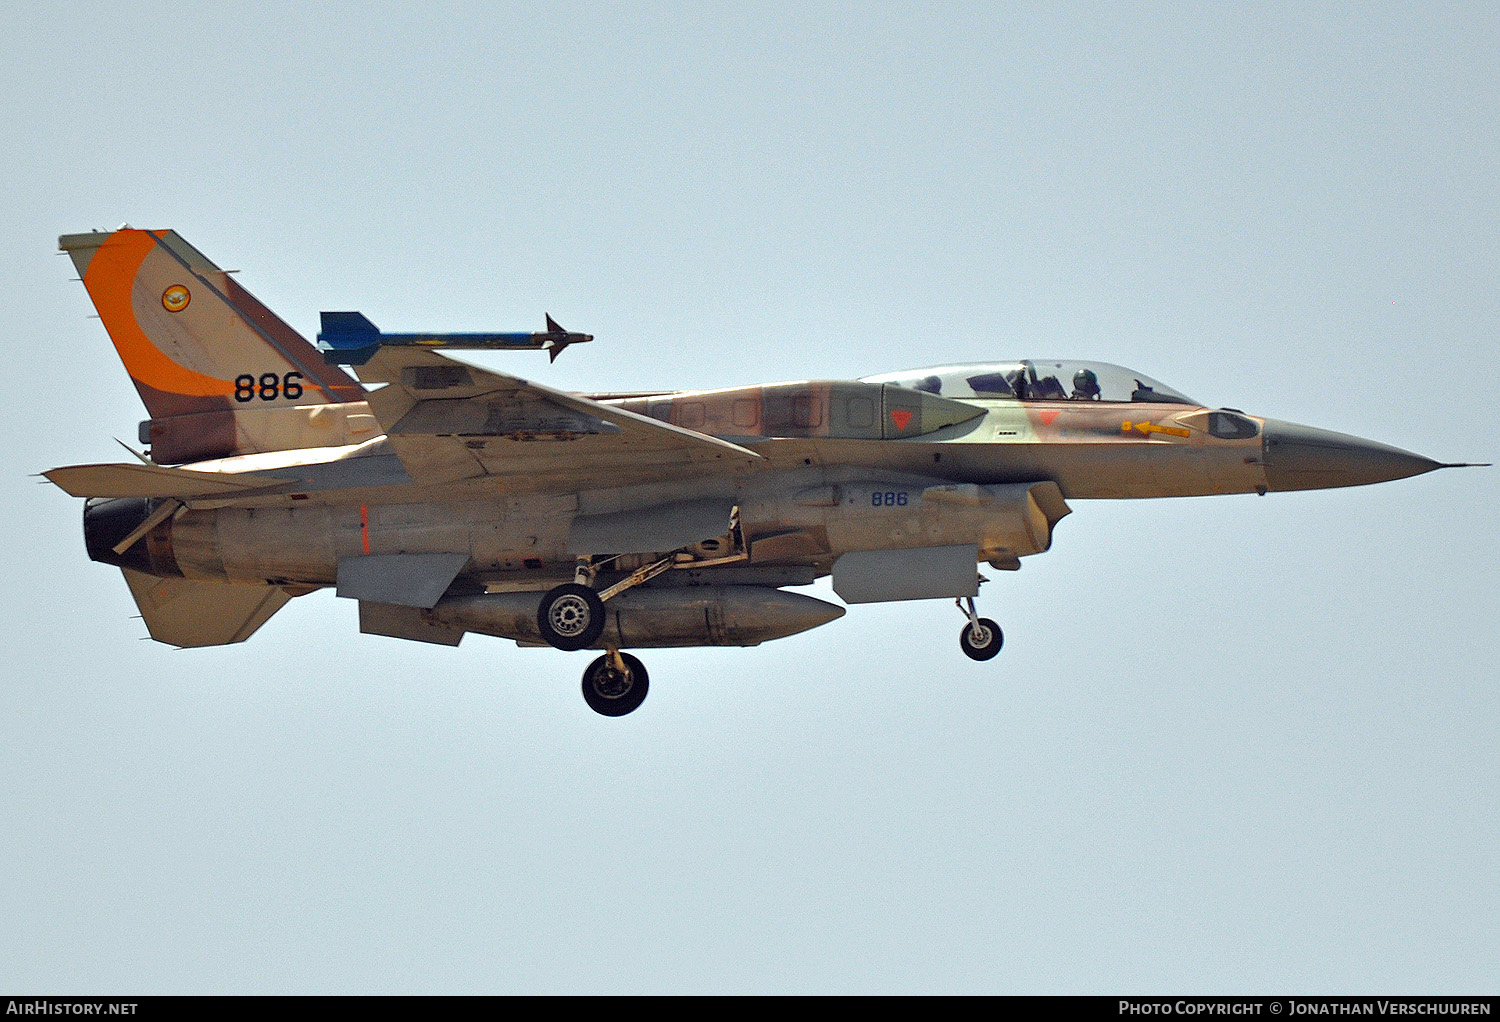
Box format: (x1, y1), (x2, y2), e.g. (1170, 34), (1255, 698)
(317, 311), (593, 365)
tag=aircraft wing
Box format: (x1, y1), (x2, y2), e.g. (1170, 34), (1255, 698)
(356, 348), (764, 487)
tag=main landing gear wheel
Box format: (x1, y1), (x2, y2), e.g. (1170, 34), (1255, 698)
(960, 618), (1003, 661)
(582, 652), (649, 716)
(536, 583), (605, 651)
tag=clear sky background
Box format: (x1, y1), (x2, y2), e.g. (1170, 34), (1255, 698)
(1, 1), (1496, 994)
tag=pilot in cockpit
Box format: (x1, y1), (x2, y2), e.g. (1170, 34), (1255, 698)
(915, 375), (942, 395)
(1071, 368), (1102, 400)
(1027, 367), (1068, 400)
(1004, 368), (1028, 399)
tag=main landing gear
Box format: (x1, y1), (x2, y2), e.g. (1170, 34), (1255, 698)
(536, 540), (1003, 714)
(535, 575), (650, 716)
(537, 581), (648, 715)
(534, 514), (750, 715)
(535, 582), (605, 651)
(956, 596), (1003, 661)
(582, 651), (649, 716)
(535, 557), (675, 717)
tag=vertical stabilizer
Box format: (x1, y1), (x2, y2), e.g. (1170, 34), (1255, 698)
(60, 228), (364, 417)
(61, 229), (373, 462)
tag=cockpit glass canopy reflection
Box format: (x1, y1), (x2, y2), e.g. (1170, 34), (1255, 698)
(860, 361), (1198, 405)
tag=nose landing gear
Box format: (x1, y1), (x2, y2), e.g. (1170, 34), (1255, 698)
(956, 596), (1003, 661)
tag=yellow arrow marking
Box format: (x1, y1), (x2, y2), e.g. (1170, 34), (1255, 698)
(1121, 420), (1190, 438)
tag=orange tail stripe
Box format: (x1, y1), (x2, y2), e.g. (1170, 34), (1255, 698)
(84, 231), (235, 399)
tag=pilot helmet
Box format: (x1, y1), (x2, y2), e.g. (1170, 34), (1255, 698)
(1073, 368), (1100, 397)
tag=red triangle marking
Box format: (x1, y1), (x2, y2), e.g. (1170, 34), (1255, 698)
(1038, 410), (1060, 425)
(890, 409), (913, 430)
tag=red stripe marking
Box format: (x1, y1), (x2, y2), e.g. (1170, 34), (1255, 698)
(360, 504), (370, 554)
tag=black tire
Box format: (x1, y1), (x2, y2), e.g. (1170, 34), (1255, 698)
(960, 618), (1003, 661)
(582, 653), (649, 716)
(536, 583), (606, 651)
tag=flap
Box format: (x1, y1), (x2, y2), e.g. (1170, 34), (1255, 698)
(354, 348), (763, 487)
(45, 462), (295, 498)
(568, 498), (734, 554)
(336, 552), (470, 608)
(832, 544), (980, 604)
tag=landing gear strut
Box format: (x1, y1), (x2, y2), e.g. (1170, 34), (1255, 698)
(534, 563), (649, 715)
(956, 596), (1003, 661)
(582, 650), (649, 716)
(536, 514), (746, 713)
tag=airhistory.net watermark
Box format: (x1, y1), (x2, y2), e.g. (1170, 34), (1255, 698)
(6, 1003), (137, 1016)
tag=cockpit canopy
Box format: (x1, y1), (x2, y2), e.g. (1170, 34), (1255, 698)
(860, 361), (1198, 405)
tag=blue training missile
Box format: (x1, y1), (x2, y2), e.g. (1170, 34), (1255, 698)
(317, 311), (593, 365)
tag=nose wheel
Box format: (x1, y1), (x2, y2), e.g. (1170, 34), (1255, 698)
(956, 597), (1003, 661)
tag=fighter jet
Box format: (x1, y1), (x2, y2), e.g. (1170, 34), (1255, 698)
(45, 228), (1482, 715)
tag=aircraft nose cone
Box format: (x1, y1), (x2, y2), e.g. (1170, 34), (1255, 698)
(1261, 419), (1443, 491)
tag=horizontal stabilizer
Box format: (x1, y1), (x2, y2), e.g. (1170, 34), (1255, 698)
(45, 462), (295, 498)
(122, 568), (291, 647)
(336, 553), (470, 609)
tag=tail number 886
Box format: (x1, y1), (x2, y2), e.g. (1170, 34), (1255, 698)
(235, 372), (304, 402)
